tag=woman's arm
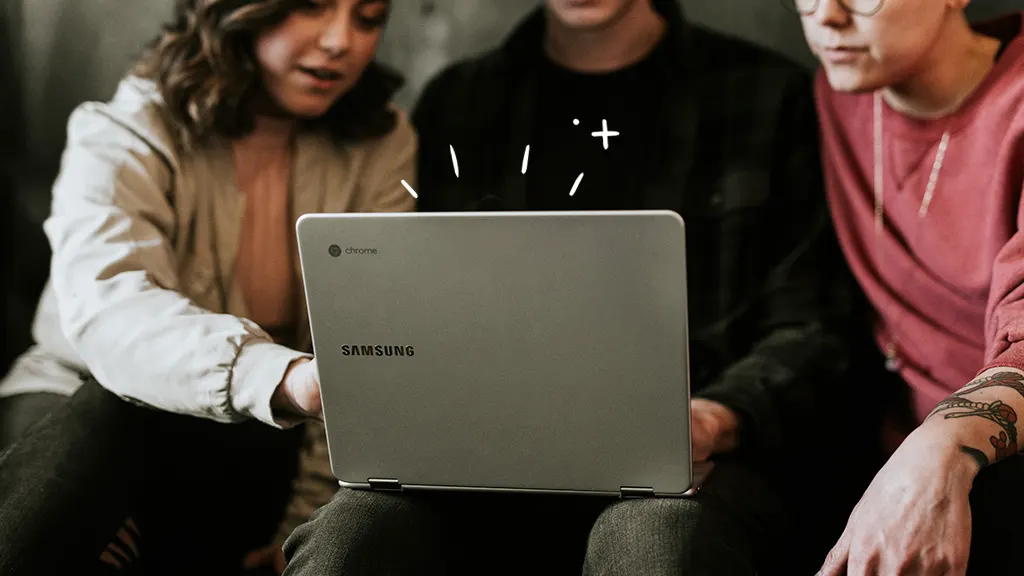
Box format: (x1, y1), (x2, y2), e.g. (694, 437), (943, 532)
(916, 182), (1024, 475)
(45, 103), (309, 427)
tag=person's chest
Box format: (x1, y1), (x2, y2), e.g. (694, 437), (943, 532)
(526, 71), (660, 210)
(170, 134), (368, 350)
(232, 144), (298, 341)
(827, 114), (1022, 308)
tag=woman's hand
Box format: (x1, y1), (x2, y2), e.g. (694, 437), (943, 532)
(271, 357), (323, 421)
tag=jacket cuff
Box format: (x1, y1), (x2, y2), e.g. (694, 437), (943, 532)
(231, 340), (313, 428)
(694, 375), (779, 458)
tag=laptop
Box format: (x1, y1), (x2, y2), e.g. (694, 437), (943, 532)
(296, 210), (712, 498)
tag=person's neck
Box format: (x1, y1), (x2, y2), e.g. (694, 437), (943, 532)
(883, 14), (1002, 119)
(544, 1), (667, 73)
(238, 114), (297, 152)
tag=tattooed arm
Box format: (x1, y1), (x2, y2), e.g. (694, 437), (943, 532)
(931, 183), (1024, 473)
(924, 369), (1024, 471)
(817, 370), (1019, 576)
(816, 368), (1023, 576)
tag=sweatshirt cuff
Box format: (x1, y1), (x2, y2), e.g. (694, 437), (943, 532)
(983, 341), (1024, 376)
(231, 340), (313, 428)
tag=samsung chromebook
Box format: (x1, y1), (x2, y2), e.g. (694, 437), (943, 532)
(296, 211), (711, 499)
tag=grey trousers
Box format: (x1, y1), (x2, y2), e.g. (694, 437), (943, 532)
(282, 457), (789, 576)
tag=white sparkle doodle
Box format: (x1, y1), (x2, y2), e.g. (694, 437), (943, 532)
(450, 145), (460, 178)
(408, 119), (624, 200)
(400, 179), (418, 199)
(591, 119), (619, 150)
(569, 173), (584, 197)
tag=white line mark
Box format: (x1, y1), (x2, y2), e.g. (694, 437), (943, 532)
(449, 145), (460, 178)
(400, 179), (418, 199)
(521, 145), (530, 174)
(591, 119), (620, 150)
(569, 173), (584, 197)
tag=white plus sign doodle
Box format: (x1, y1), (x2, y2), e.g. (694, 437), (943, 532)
(591, 119), (620, 150)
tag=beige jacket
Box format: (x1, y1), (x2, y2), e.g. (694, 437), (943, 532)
(0, 76), (417, 428)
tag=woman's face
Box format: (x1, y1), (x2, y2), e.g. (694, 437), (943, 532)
(255, 0), (388, 118)
(799, 0), (963, 93)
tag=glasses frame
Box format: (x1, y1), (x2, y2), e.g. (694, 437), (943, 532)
(781, 0), (885, 17)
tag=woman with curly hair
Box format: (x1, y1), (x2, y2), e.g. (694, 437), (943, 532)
(0, 0), (412, 573)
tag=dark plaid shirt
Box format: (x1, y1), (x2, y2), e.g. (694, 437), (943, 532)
(410, 2), (859, 460)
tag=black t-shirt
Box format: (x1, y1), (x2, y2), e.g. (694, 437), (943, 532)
(526, 39), (670, 210)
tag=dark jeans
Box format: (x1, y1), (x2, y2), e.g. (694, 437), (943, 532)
(0, 378), (302, 575)
(0, 390), (65, 450)
(967, 455), (1024, 574)
(282, 457), (790, 576)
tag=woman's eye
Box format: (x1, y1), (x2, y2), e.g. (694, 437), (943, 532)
(357, 14), (386, 28)
(356, 2), (388, 28)
(298, 0), (328, 13)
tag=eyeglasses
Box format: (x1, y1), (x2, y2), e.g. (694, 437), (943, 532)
(781, 0), (885, 17)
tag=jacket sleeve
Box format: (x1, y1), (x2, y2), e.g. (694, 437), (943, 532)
(44, 103), (308, 428)
(694, 72), (858, 458)
(353, 107), (418, 213)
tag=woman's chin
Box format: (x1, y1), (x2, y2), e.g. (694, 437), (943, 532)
(821, 65), (891, 95)
(285, 101), (335, 120)
(822, 68), (863, 93)
(273, 92), (342, 120)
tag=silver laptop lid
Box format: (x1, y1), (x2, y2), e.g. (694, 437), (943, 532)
(297, 211), (693, 497)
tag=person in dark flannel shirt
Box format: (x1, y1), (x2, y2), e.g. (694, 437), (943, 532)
(282, 0), (861, 574)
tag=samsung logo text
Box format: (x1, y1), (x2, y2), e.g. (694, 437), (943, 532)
(341, 345), (415, 357)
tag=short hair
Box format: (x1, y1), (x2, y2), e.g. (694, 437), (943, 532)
(134, 0), (403, 149)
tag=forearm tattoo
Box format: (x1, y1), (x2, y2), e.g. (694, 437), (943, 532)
(928, 372), (1024, 466)
(959, 446), (990, 470)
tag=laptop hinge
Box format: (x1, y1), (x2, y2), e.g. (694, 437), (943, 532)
(367, 478), (403, 491)
(619, 486), (655, 499)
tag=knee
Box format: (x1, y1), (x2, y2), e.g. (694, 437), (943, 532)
(591, 498), (700, 541)
(584, 498), (700, 575)
(286, 488), (432, 547)
(283, 489), (441, 576)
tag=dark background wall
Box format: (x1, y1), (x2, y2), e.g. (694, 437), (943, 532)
(6, 0), (1023, 167)
(0, 0), (23, 157)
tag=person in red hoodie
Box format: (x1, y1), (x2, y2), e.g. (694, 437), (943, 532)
(799, 0), (1024, 573)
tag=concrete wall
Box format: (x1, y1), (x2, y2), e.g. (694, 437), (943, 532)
(15, 0), (174, 165)
(7, 0), (1024, 163)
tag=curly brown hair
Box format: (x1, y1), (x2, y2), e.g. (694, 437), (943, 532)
(134, 0), (402, 148)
